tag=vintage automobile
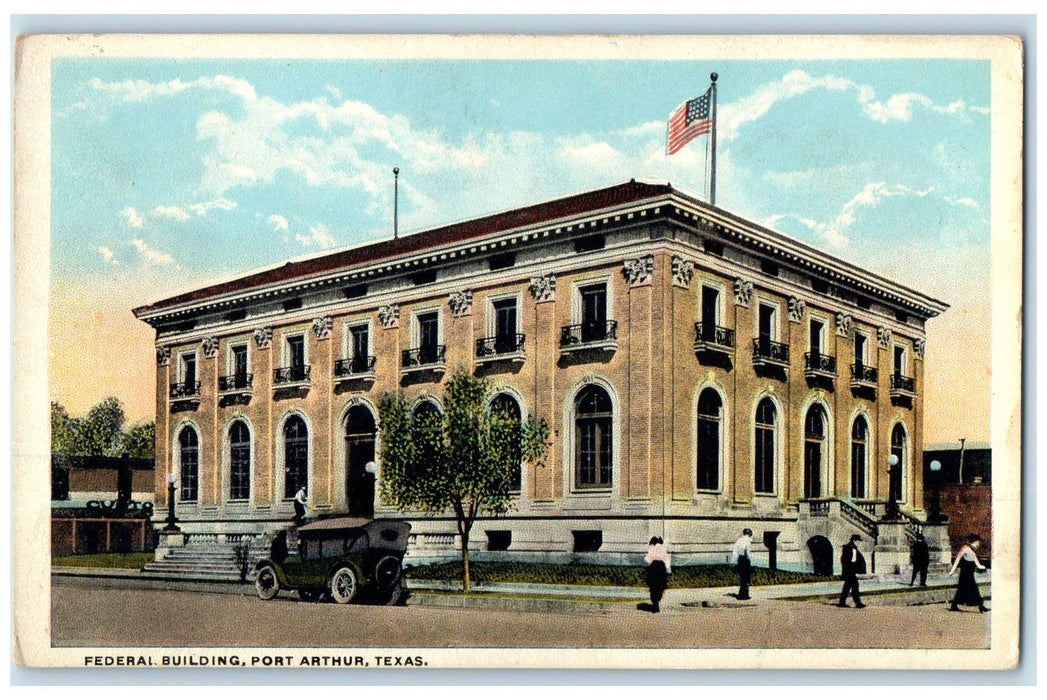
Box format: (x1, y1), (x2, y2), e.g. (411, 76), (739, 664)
(254, 517), (411, 604)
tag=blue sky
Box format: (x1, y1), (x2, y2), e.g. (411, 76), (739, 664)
(49, 56), (993, 440)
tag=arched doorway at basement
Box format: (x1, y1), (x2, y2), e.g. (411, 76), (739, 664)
(807, 535), (834, 576)
(345, 405), (377, 518)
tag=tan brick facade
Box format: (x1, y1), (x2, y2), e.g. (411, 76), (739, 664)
(138, 182), (945, 570)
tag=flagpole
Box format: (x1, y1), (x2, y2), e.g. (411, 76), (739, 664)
(709, 72), (718, 207)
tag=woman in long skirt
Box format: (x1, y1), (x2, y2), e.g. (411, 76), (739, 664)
(949, 534), (988, 612)
(644, 537), (671, 613)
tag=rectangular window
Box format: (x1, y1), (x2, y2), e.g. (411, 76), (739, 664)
(757, 303), (777, 356)
(181, 353), (197, 387)
(579, 283), (608, 342)
(418, 312), (439, 361)
(288, 336), (305, 368)
(493, 299), (518, 352)
(232, 344), (248, 381)
(854, 331), (868, 367)
(754, 425), (774, 494)
(701, 286), (719, 340)
(894, 345), (906, 377)
(350, 324), (369, 358)
(809, 319), (824, 357)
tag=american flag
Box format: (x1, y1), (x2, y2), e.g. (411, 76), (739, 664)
(667, 88), (713, 155)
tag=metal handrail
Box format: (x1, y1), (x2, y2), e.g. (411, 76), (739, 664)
(334, 356), (377, 376)
(804, 352), (837, 373)
(218, 373), (253, 391)
(476, 333), (526, 357)
(273, 365), (311, 384)
(402, 345), (447, 367)
(752, 338), (790, 363)
(170, 381), (202, 398)
(694, 322), (735, 348)
(560, 321), (618, 347)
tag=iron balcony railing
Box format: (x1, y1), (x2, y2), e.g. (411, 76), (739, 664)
(218, 373), (253, 392)
(476, 333), (526, 358)
(273, 365), (311, 385)
(804, 352), (837, 374)
(402, 345), (447, 368)
(560, 320), (618, 348)
(851, 363), (878, 384)
(752, 338), (789, 364)
(169, 380), (201, 399)
(891, 373), (916, 394)
(334, 356), (377, 377)
(693, 322), (735, 349)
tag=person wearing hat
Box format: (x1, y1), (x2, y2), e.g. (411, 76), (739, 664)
(731, 528), (754, 601)
(909, 532), (930, 587)
(837, 534), (867, 608)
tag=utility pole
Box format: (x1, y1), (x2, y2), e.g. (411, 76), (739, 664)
(958, 437), (967, 485)
(393, 167), (400, 239)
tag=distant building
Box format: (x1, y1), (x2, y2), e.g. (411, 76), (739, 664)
(923, 441), (992, 561)
(51, 455), (156, 556)
(134, 180), (948, 572)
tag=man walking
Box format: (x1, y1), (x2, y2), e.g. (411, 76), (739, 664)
(838, 534), (866, 608)
(732, 528), (754, 601)
(293, 485), (307, 525)
(910, 533), (930, 587)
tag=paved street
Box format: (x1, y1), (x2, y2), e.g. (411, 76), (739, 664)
(51, 577), (990, 650)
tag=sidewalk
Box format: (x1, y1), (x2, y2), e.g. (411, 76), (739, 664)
(53, 566), (991, 614)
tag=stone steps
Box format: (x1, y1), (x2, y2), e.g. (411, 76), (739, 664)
(143, 541), (270, 582)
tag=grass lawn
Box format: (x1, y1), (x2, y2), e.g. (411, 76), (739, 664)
(405, 561), (832, 588)
(52, 552), (155, 570)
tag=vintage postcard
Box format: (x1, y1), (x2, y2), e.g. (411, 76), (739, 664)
(13, 33), (1023, 670)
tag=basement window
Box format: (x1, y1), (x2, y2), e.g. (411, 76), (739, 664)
(856, 297), (872, 310)
(704, 240), (724, 257)
(811, 279), (829, 294)
(761, 259), (779, 277)
(283, 297), (303, 312)
(224, 309), (247, 323)
(486, 531), (512, 551)
(895, 310), (908, 323)
(572, 530), (603, 553)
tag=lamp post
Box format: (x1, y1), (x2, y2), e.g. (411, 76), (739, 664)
(164, 473), (181, 533)
(885, 453), (900, 520)
(927, 459), (945, 523)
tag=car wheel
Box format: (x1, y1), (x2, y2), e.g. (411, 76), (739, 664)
(374, 555), (402, 590)
(329, 567), (358, 604)
(255, 565), (280, 601)
(379, 581), (408, 606)
(299, 589), (322, 602)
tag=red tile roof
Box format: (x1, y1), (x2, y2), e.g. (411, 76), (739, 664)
(133, 180), (672, 317)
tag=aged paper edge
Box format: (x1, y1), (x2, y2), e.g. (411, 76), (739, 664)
(12, 32), (1024, 670)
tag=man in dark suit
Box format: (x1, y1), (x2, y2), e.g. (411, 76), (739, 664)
(910, 533), (930, 587)
(837, 534), (867, 608)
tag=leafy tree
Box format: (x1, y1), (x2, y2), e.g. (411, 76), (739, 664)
(50, 402), (79, 466)
(378, 370), (550, 591)
(124, 422), (156, 459)
(78, 396), (127, 457)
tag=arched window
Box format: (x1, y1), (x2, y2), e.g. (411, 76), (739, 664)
(850, 417), (868, 499)
(754, 398), (776, 494)
(890, 423), (907, 503)
(410, 400), (443, 481)
(178, 426), (199, 502)
(490, 393), (523, 492)
(229, 420), (251, 501)
(803, 405), (827, 498)
(575, 385), (613, 489)
(283, 416), (308, 498)
(345, 405), (377, 518)
(696, 389), (722, 491)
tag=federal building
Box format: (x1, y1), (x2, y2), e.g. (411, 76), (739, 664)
(133, 180), (949, 572)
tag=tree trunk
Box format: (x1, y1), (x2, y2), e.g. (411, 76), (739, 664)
(461, 529), (471, 592)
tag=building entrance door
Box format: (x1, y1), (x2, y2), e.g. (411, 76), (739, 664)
(345, 406), (377, 518)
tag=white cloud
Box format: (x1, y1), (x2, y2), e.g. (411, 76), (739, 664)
(152, 205), (192, 221)
(295, 223), (338, 249)
(766, 182), (937, 248)
(719, 69), (989, 140)
(97, 246), (118, 265)
(129, 238), (176, 265)
(120, 207), (143, 229)
(87, 74), (256, 105)
(945, 195), (980, 209)
(269, 214), (289, 232)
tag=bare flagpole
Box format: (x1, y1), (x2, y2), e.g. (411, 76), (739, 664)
(709, 72), (718, 207)
(393, 167), (400, 239)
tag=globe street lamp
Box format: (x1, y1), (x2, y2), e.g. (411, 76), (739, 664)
(927, 459), (945, 523)
(885, 453), (901, 520)
(163, 473), (181, 533)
